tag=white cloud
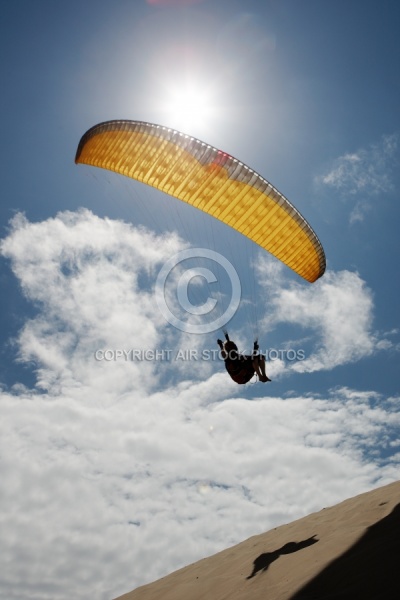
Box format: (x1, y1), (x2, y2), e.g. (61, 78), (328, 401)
(257, 258), (395, 374)
(0, 211), (399, 600)
(349, 199), (372, 224)
(317, 133), (398, 195)
(315, 133), (399, 223)
(1, 385), (398, 600)
(1, 209), (185, 397)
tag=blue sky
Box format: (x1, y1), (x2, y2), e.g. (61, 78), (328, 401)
(1, 1), (399, 599)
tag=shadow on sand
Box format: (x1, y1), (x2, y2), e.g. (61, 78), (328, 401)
(290, 503), (400, 600)
(246, 535), (319, 579)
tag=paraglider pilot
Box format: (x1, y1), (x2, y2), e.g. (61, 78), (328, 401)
(217, 332), (271, 384)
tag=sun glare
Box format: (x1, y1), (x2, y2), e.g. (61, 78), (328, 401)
(164, 84), (215, 133)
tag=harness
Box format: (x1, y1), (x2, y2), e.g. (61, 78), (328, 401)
(225, 355), (255, 385)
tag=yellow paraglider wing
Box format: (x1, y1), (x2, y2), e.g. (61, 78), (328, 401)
(75, 120), (325, 282)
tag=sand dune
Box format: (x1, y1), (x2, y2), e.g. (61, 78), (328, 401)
(114, 480), (400, 600)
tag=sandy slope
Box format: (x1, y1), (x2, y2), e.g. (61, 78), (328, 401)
(114, 480), (400, 600)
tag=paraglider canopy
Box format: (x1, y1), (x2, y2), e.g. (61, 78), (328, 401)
(75, 120), (325, 283)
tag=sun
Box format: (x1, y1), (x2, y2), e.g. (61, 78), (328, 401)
(163, 83), (215, 133)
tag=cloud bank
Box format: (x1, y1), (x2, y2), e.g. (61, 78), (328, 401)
(0, 210), (399, 600)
